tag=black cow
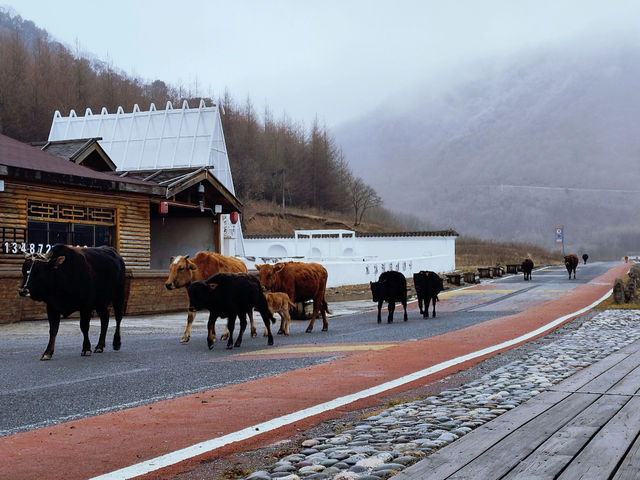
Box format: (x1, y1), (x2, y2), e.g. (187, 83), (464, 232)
(565, 254), (579, 279)
(187, 273), (275, 350)
(582, 253), (589, 265)
(413, 270), (443, 318)
(521, 258), (534, 281)
(370, 270), (408, 324)
(18, 244), (126, 361)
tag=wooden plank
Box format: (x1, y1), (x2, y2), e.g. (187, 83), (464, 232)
(608, 363), (640, 396)
(551, 353), (629, 392)
(577, 350), (640, 395)
(502, 394), (629, 479)
(558, 396), (640, 479)
(612, 421), (640, 480)
(389, 390), (573, 480)
(447, 393), (599, 479)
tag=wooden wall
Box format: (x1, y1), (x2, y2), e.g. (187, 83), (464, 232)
(0, 180), (151, 268)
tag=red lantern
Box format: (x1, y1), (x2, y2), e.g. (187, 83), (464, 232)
(229, 211), (239, 224)
(158, 201), (169, 215)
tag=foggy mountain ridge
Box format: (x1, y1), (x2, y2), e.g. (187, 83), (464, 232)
(336, 40), (640, 257)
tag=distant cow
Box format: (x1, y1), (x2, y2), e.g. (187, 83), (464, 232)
(370, 271), (408, 324)
(582, 254), (589, 264)
(521, 258), (534, 281)
(265, 292), (296, 336)
(413, 271), (443, 318)
(18, 245), (126, 360)
(165, 252), (251, 343)
(187, 273), (275, 350)
(565, 254), (579, 279)
(255, 262), (331, 333)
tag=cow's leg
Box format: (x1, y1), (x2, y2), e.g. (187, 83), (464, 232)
(388, 301), (395, 323)
(112, 298), (123, 351)
(306, 302), (319, 333)
(41, 305), (60, 361)
(248, 310), (257, 338)
(277, 312), (285, 335)
(234, 313), (248, 348)
(94, 306), (109, 353)
(80, 310), (92, 356)
(207, 313), (217, 350)
(181, 308), (196, 343)
(320, 300), (329, 331)
(220, 325), (230, 341)
(377, 301), (383, 323)
(402, 298), (408, 321)
(226, 315), (237, 349)
(418, 295), (424, 316)
(431, 296), (437, 318)
(282, 310), (291, 336)
(258, 307), (274, 345)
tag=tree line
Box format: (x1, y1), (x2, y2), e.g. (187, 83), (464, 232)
(0, 8), (383, 226)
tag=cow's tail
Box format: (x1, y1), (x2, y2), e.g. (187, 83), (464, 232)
(322, 299), (332, 315)
(288, 299), (296, 309)
(122, 271), (132, 316)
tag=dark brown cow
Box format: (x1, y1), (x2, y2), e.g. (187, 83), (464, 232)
(521, 258), (534, 281)
(165, 252), (251, 343)
(564, 254), (579, 279)
(255, 262), (331, 333)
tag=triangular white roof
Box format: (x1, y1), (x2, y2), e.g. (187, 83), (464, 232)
(48, 99), (235, 194)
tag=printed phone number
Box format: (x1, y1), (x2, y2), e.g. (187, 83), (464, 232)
(3, 242), (52, 254)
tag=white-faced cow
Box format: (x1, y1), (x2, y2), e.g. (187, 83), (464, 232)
(187, 273), (275, 350)
(255, 262), (331, 333)
(565, 254), (579, 279)
(18, 244), (126, 361)
(165, 252), (251, 343)
(413, 270), (443, 318)
(370, 270), (408, 323)
(521, 258), (534, 281)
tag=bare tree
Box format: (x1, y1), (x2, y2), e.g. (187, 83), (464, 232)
(348, 176), (382, 226)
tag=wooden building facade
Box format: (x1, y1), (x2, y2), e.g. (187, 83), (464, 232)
(0, 133), (242, 323)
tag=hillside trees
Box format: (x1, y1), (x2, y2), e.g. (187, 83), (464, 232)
(0, 9), (384, 225)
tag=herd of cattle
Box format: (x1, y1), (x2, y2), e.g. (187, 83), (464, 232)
(17, 244), (586, 360)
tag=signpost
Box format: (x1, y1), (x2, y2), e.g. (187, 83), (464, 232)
(555, 225), (565, 257)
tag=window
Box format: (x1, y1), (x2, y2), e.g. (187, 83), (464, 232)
(27, 221), (113, 247)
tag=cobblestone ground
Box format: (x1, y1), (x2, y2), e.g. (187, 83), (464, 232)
(238, 310), (640, 480)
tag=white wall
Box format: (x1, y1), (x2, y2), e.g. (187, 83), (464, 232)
(242, 231), (456, 287)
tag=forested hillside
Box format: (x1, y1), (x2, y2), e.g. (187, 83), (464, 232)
(0, 8), (389, 227)
(336, 36), (640, 258)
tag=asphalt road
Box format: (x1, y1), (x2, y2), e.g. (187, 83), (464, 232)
(0, 261), (614, 437)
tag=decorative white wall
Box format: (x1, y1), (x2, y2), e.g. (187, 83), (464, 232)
(242, 230), (457, 287)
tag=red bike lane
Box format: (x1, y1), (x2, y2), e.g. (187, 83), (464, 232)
(0, 262), (629, 480)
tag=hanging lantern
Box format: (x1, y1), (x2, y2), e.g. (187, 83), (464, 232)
(158, 201), (169, 215)
(229, 211), (239, 224)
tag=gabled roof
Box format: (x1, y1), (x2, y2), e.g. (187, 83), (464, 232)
(41, 138), (117, 172)
(116, 166), (242, 213)
(0, 133), (162, 195)
(48, 100), (236, 195)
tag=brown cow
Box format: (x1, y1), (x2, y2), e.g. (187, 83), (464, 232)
(264, 292), (296, 336)
(165, 252), (253, 343)
(564, 254), (579, 279)
(255, 262), (331, 333)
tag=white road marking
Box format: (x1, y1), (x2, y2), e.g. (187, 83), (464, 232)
(90, 287), (614, 480)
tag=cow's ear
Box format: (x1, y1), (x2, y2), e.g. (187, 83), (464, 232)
(53, 256), (66, 268)
(187, 260), (197, 270)
(208, 283), (219, 291)
(273, 264), (285, 273)
(170, 256), (175, 264)
(184, 255), (190, 260)
(255, 264), (263, 271)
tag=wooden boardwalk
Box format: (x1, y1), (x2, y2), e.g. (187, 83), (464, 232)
(391, 339), (640, 480)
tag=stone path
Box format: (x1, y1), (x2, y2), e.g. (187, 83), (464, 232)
(241, 309), (640, 480)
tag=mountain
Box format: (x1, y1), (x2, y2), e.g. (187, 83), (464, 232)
(336, 36), (640, 258)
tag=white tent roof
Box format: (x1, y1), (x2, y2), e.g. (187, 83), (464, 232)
(48, 99), (235, 194)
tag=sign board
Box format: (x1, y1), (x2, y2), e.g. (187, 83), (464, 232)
(555, 225), (564, 244)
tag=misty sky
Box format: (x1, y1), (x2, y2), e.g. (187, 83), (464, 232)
(4, 0), (640, 128)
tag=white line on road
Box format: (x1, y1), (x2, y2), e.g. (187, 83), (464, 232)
(90, 287), (614, 479)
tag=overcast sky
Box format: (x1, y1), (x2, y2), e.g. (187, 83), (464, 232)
(4, 1), (640, 128)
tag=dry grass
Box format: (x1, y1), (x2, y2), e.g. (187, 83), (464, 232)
(456, 236), (561, 270)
